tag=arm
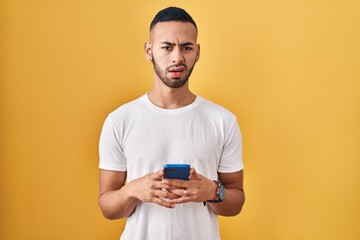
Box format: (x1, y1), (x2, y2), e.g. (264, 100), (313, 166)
(208, 170), (245, 216)
(98, 170), (136, 220)
(98, 169), (180, 220)
(163, 169), (245, 216)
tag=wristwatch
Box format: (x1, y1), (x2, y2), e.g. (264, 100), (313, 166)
(207, 180), (224, 203)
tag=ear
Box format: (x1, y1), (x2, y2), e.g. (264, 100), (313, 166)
(196, 43), (200, 62)
(144, 41), (152, 62)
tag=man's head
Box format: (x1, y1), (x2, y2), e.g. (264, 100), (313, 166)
(145, 7), (200, 89)
(150, 7), (197, 35)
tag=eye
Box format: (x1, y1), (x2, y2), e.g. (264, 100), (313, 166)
(162, 46), (172, 51)
(184, 47), (193, 51)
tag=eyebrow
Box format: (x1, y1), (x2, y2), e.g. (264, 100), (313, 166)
(160, 41), (195, 46)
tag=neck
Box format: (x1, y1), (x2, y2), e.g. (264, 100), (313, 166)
(147, 83), (196, 109)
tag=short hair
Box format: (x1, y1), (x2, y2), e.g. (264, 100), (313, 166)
(150, 7), (197, 32)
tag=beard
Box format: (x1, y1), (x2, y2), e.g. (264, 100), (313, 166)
(152, 56), (196, 89)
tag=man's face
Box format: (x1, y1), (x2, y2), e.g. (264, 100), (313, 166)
(146, 21), (200, 89)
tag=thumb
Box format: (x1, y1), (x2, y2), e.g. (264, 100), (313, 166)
(189, 168), (198, 179)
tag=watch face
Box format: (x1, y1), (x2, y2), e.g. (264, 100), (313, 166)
(218, 184), (225, 200)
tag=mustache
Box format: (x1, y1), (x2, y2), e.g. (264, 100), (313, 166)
(166, 63), (187, 71)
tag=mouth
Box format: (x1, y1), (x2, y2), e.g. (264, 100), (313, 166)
(168, 66), (186, 78)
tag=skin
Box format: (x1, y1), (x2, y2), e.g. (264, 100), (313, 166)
(98, 21), (245, 220)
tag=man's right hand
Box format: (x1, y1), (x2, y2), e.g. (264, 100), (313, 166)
(99, 169), (182, 220)
(126, 170), (180, 208)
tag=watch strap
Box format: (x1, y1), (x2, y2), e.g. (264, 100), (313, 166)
(207, 180), (224, 203)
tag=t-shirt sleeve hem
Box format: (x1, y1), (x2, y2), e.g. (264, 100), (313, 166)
(217, 164), (244, 173)
(98, 162), (127, 171)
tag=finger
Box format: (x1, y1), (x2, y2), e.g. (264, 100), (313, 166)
(189, 168), (197, 179)
(164, 185), (181, 190)
(152, 197), (176, 208)
(167, 188), (188, 197)
(166, 193), (182, 200)
(154, 189), (182, 199)
(153, 181), (172, 190)
(150, 171), (164, 180)
(162, 179), (189, 188)
(169, 196), (193, 204)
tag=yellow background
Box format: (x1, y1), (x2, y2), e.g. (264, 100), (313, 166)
(1, 0), (359, 239)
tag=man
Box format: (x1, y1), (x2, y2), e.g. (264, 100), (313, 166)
(98, 6), (245, 240)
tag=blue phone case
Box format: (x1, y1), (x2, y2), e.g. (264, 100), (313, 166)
(163, 164), (190, 180)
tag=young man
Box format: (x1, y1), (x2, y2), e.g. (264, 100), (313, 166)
(98, 7), (245, 240)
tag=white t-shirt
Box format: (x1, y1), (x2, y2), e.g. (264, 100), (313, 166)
(99, 94), (244, 240)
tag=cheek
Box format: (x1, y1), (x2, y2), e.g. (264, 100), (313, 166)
(186, 55), (197, 66)
(153, 54), (168, 66)
(155, 60), (167, 71)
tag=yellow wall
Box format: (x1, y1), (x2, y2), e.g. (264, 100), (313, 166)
(1, 1), (359, 239)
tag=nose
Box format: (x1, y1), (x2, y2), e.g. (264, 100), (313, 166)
(171, 47), (185, 63)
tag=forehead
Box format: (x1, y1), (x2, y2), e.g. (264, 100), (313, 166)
(150, 21), (197, 43)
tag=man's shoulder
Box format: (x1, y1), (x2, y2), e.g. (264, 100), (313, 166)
(198, 96), (237, 120)
(109, 94), (147, 118)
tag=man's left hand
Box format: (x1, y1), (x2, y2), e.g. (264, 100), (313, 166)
(162, 168), (216, 204)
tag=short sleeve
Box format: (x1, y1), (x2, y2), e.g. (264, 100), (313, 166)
(98, 115), (127, 171)
(218, 119), (244, 173)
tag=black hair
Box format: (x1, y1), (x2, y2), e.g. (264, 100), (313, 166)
(150, 7), (197, 32)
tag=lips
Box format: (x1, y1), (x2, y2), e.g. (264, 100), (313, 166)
(168, 66), (186, 78)
(169, 66), (185, 72)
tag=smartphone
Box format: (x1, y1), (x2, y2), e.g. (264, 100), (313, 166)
(163, 164), (190, 180)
